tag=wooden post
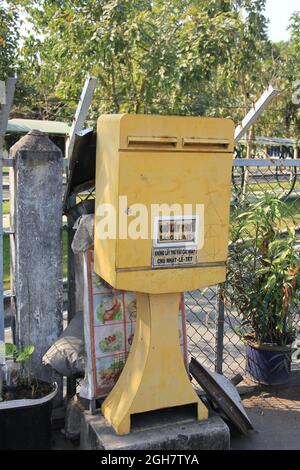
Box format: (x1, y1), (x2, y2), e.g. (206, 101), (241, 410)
(10, 130), (63, 382)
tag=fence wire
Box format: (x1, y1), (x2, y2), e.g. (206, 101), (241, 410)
(185, 159), (300, 377)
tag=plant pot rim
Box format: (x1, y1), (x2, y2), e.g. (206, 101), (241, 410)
(246, 339), (292, 352)
(0, 382), (57, 410)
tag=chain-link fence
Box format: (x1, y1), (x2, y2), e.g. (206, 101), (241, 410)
(70, 158), (300, 379)
(185, 158), (300, 378)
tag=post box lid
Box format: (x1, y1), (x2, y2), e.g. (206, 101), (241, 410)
(97, 114), (234, 152)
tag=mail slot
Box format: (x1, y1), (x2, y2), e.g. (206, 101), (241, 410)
(94, 114), (234, 294)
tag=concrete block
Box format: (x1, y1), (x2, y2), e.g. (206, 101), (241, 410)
(80, 411), (230, 450)
(10, 130), (63, 384)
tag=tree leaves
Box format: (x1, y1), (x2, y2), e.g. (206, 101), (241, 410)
(0, 3), (19, 80)
(4, 0), (300, 141)
(9, 0), (272, 122)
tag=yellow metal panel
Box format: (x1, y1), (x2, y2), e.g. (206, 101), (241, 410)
(94, 114), (234, 294)
(95, 114), (234, 434)
(117, 114), (234, 152)
(115, 265), (226, 294)
(117, 151), (232, 268)
(102, 292), (208, 435)
(94, 115), (121, 286)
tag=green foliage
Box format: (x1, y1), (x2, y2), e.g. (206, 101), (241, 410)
(15, 345), (35, 363)
(0, 2), (19, 80)
(3, 1), (300, 141)
(11, 0), (274, 123)
(227, 196), (300, 346)
(2, 343), (35, 400)
(4, 342), (18, 357)
(5, 342), (35, 363)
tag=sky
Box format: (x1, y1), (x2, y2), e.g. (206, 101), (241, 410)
(265, 0), (299, 42)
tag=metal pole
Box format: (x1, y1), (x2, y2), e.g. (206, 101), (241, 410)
(64, 75), (97, 398)
(234, 85), (279, 145)
(65, 74), (97, 162)
(215, 285), (225, 374)
(66, 195), (77, 399)
(0, 78), (16, 363)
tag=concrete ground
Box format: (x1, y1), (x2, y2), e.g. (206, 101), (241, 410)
(52, 431), (79, 450)
(51, 372), (300, 450)
(231, 372), (300, 450)
(5, 290), (299, 451)
(5, 314), (300, 451)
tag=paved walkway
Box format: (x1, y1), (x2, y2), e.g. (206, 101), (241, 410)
(231, 372), (300, 450)
(51, 372), (300, 450)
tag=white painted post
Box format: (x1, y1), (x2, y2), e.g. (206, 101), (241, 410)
(64, 75), (97, 398)
(65, 75), (97, 162)
(0, 78), (16, 363)
(234, 85), (279, 145)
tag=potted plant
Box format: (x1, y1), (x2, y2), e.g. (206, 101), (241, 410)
(227, 195), (300, 385)
(0, 342), (57, 450)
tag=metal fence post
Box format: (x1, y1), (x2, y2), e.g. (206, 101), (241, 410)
(215, 285), (225, 374)
(66, 194), (77, 398)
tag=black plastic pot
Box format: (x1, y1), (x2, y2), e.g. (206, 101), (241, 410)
(0, 382), (57, 450)
(246, 343), (291, 385)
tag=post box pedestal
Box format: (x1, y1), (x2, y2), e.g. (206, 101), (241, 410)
(101, 292), (208, 435)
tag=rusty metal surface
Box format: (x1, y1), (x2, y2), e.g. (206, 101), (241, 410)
(190, 357), (253, 435)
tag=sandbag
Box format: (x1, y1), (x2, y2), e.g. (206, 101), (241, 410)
(42, 312), (85, 377)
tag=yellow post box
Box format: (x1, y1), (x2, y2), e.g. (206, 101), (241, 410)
(94, 114), (234, 434)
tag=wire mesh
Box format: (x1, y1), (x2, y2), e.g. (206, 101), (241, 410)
(185, 159), (300, 377)
(72, 160), (300, 379)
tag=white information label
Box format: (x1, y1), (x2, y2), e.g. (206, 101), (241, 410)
(152, 215), (199, 268)
(152, 247), (198, 268)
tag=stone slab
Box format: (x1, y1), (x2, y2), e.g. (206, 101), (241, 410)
(80, 411), (230, 450)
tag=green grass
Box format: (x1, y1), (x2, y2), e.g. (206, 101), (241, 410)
(62, 227), (68, 279)
(243, 182), (300, 194)
(230, 197), (300, 236)
(282, 198), (300, 226)
(3, 201), (9, 215)
(3, 235), (10, 290)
